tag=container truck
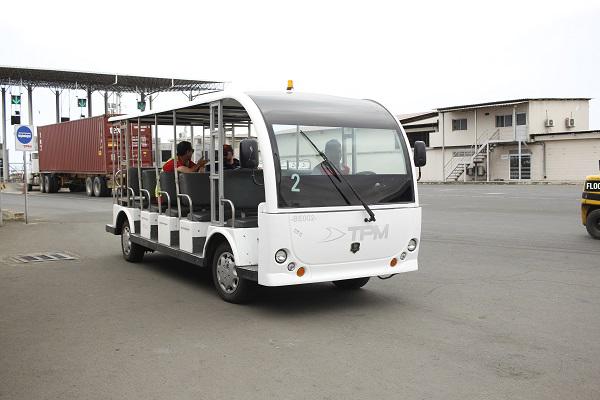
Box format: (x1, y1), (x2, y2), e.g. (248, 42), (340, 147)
(35, 115), (153, 196)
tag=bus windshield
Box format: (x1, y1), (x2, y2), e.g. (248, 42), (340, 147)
(272, 124), (413, 208)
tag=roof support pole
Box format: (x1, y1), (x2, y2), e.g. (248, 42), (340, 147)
(87, 88), (92, 117)
(173, 110), (181, 218)
(27, 85), (33, 125)
(104, 92), (109, 115)
(149, 95), (153, 111)
(55, 90), (60, 123)
(1, 87), (8, 183)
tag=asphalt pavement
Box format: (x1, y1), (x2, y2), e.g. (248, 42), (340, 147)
(0, 185), (599, 400)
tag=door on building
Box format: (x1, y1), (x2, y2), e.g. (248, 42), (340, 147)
(509, 154), (531, 179)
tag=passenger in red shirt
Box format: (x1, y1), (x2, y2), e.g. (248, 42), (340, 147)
(162, 141), (207, 173)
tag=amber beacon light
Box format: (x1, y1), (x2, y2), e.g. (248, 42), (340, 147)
(286, 80), (294, 91)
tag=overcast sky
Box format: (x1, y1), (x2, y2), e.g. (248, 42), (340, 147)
(1, 0), (599, 156)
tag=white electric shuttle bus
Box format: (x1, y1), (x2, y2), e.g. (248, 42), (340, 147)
(105, 90), (427, 303)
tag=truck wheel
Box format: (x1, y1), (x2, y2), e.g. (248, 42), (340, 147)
(42, 175), (50, 193)
(93, 176), (109, 197)
(86, 177), (94, 197)
(586, 209), (600, 239)
(212, 241), (256, 303)
(121, 219), (145, 262)
(332, 277), (370, 290)
(40, 175), (47, 193)
(49, 176), (60, 193)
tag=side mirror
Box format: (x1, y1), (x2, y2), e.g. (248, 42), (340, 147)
(413, 141), (427, 167)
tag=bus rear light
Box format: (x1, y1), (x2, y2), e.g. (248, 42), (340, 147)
(296, 267), (306, 277)
(390, 258), (398, 267)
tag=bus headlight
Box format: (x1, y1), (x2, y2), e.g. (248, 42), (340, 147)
(275, 249), (288, 264)
(407, 239), (418, 252)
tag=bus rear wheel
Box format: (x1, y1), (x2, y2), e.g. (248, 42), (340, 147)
(586, 209), (600, 239)
(333, 277), (370, 290)
(212, 241), (256, 303)
(121, 219), (145, 262)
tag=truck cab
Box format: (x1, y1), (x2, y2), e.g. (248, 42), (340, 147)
(582, 175), (600, 239)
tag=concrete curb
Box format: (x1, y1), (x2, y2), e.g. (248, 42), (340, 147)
(1, 210), (25, 222)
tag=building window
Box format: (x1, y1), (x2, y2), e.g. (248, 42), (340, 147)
(516, 112), (527, 125)
(496, 115), (513, 127)
(452, 118), (467, 131)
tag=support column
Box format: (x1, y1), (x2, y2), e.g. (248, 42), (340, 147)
(486, 143), (490, 182)
(55, 90), (60, 123)
(104, 92), (109, 115)
(87, 88), (92, 117)
(149, 95), (153, 111)
(441, 112), (445, 182)
(1, 87), (7, 182)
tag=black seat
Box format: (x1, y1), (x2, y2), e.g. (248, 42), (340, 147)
(142, 169), (159, 206)
(159, 172), (189, 216)
(222, 169), (264, 228)
(179, 173), (211, 221)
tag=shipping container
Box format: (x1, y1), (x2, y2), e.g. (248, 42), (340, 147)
(35, 115), (153, 196)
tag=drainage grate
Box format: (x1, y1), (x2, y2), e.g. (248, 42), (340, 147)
(11, 252), (77, 263)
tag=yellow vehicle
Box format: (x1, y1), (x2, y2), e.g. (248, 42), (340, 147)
(582, 175), (600, 239)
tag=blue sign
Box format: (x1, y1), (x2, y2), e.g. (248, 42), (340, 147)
(16, 125), (33, 144)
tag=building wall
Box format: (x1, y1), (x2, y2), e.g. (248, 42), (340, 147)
(528, 100), (589, 134)
(544, 138), (600, 180)
(432, 103), (529, 148)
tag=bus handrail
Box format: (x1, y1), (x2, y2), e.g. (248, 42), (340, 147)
(140, 189), (151, 210)
(126, 187), (135, 207)
(221, 198), (235, 228)
(157, 190), (170, 215)
(177, 194), (194, 221)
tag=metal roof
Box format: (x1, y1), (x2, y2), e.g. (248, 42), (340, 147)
(437, 98), (591, 112)
(0, 65), (224, 93)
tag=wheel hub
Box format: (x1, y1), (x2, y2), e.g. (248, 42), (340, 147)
(121, 225), (131, 255)
(216, 252), (238, 294)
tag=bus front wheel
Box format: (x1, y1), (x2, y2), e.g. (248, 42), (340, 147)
(333, 277), (370, 290)
(212, 241), (256, 303)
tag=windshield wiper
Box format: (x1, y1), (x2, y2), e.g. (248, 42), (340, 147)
(299, 130), (376, 222)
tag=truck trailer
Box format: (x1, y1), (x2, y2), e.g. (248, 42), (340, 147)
(36, 115), (153, 196)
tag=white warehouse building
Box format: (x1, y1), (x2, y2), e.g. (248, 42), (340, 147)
(400, 98), (600, 182)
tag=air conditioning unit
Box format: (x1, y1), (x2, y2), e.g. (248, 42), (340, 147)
(545, 119), (554, 128)
(565, 118), (575, 128)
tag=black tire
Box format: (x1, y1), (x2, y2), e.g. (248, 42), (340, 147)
(586, 209), (600, 239)
(121, 219), (145, 262)
(212, 241), (256, 303)
(332, 277), (370, 290)
(48, 176), (60, 193)
(85, 177), (94, 197)
(93, 176), (107, 197)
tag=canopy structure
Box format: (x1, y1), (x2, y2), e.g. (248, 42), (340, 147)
(0, 65), (225, 181)
(0, 65), (224, 94)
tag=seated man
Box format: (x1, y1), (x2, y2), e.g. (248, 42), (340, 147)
(162, 141), (207, 173)
(312, 139), (350, 175)
(205, 144), (240, 172)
